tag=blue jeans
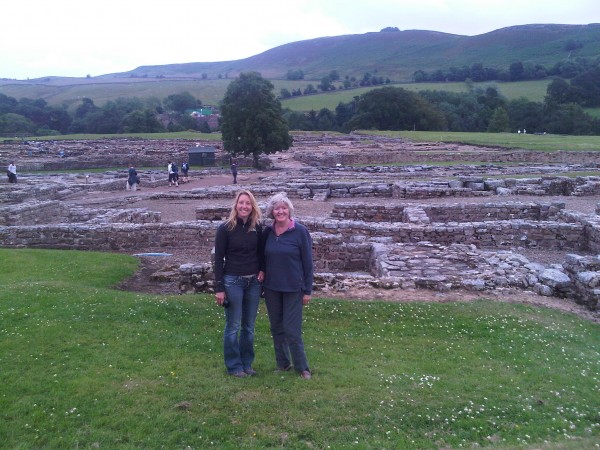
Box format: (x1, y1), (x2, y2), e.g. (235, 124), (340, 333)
(223, 274), (261, 374)
(263, 288), (309, 373)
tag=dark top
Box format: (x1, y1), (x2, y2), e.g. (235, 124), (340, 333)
(262, 221), (313, 294)
(231, 164), (238, 175)
(214, 218), (263, 293)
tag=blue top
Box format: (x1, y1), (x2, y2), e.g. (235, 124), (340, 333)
(262, 221), (313, 294)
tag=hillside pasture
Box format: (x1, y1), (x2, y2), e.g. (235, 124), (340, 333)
(1, 77), (551, 113)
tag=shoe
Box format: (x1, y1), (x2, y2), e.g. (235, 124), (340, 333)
(230, 371), (247, 378)
(300, 370), (312, 380)
(274, 365), (292, 373)
(244, 368), (257, 376)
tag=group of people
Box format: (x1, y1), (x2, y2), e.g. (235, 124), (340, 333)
(168, 161), (189, 186)
(214, 190), (314, 379)
(6, 162), (17, 183)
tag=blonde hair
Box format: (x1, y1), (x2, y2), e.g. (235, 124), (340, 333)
(226, 190), (262, 231)
(265, 192), (294, 219)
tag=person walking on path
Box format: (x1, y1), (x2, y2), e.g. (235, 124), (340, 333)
(7, 161), (17, 183)
(181, 161), (189, 183)
(214, 189), (264, 378)
(168, 161), (179, 186)
(261, 192), (314, 380)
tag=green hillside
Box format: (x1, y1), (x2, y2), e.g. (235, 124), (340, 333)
(116, 23), (600, 80)
(1, 23), (598, 111)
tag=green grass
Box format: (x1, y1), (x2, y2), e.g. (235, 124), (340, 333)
(0, 248), (599, 449)
(281, 80), (551, 112)
(16, 131), (222, 142)
(360, 130), (600, 152)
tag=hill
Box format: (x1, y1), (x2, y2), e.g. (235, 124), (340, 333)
(113, 23), (600, 80)
(1, 23), (599, 110)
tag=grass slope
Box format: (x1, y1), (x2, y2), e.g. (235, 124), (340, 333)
(0, 248), (598, 448)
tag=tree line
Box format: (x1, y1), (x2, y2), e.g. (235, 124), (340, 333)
(284, 80), (600, 135)
(413, 57), (599, 84)
(0, 91), (212, 136)
(1, 70), (599, 138)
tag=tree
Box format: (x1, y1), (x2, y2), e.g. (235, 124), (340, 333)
(220, 72), (292, 167)
(487, 108), (510, 132)
(346, 86), (446, 131)
(163, 92), (200, 113)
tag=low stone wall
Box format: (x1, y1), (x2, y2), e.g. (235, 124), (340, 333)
(294, 148), (600, 167)
(0, 201), (161, 226)
(330, 201), (565, 223)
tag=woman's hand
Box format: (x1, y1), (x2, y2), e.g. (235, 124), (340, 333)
(302, 294), (311, 305)
(215, 291), (225, 306)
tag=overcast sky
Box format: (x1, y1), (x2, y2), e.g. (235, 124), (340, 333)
(1, 0), (597, 80)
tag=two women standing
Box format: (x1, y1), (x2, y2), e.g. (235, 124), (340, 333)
(213, 191), (313, 379)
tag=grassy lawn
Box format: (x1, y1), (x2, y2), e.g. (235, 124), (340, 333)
(0, 248), (598, 448)
(18, 131), (222, 142)
(360, 131), (600, 152)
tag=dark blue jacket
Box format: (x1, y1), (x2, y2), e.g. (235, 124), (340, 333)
(214, 219), (263, 293)
(262, 221), (313, 294)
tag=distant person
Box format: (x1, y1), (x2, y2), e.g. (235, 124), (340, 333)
(181, 161), (189, 183)
(230, 162), (238, 184)
(126, 165), (139, 191)
(168, 161), (179, 186)
(7, 161), (17, 183)
(171, 162), (179, 186)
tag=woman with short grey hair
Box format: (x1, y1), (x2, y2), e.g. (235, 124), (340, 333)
(261, 192), (313, 379)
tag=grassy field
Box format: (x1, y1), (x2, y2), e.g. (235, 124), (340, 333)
(1, 248), (598, 449)
(359, 131), (600, 152)
(0, 78), (551, 113)
(281, 80), (552, 112)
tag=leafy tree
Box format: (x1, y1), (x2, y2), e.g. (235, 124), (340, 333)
(282, 109), (312, 131)
(220, 72), (292, 167)
(346, 86), (446, 131)
(316, 108), (336, 130)
(120, 110), (165, 133)
(507, 98), (545, 133)
(303, 84), (317, 95)
(0, 93), (18, 115)
(0, 113), (35, 135)
(509, 62), (525, 81)
(570, 67), (600, 107)
(545, 78), (573, 105)
(487, 108), (510, 132)
(319, 76), (333, 91)
(280, 88), (292, 99)
(286, 69), (304, 80)
(163, 92), (200, 113)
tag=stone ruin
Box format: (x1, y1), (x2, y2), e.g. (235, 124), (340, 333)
(2, 134), (600, 314)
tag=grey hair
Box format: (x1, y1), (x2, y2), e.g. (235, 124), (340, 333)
(265, 192), (294, 219)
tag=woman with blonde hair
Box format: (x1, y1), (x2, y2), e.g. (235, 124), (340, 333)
(261, 192), (314, 379)
(214, 190), (264, 378)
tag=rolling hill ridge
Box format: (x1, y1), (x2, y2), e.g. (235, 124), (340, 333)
(116, 23), (600, 81)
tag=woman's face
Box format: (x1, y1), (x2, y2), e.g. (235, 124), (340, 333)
(236, 194), (253, 221)
(272, 202), (290, 223)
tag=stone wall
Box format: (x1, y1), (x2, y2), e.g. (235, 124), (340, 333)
(330, 201), (565, 223)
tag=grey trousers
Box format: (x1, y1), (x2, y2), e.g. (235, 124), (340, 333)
(263, 288), (309, 372)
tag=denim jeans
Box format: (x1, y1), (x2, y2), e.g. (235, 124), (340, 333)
(263, 288), (309, 373)
(223, 274), (261, 374)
